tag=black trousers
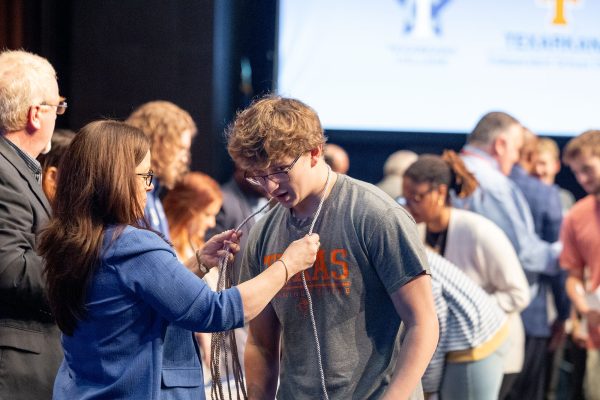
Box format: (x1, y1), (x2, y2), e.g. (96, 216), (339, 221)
(504, 336), (549, 400)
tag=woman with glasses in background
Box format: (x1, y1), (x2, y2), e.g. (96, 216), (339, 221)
(402, 151), (531, 399)
(38, 120), (320, 400)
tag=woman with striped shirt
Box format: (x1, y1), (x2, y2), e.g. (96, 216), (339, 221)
(424, 249), (509, 399)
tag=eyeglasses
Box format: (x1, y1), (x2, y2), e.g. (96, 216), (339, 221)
(400, 187), (435, 205)
(39, 97), (68, 115)
(245, 154), (303, 186)
(136, 170), (154, 187)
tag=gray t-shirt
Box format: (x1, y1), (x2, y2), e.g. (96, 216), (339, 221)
(240, 174), (429, 399)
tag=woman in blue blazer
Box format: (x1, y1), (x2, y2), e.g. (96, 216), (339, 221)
(38, 120), (319, 400)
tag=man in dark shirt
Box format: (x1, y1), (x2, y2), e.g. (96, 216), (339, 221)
(507, 128), (569, 400)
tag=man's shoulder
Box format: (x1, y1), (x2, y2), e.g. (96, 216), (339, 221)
(462, 155), (509, 190)
(512, 169), (560, 207)
(568, 195), (598, 220)
(0, 140), (24, 178)
(0, 144), (41, 206)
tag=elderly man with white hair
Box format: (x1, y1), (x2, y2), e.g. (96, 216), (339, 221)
(0, 49), (66, 399)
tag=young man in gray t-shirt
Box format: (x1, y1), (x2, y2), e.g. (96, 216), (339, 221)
(227, 96), (438, 399)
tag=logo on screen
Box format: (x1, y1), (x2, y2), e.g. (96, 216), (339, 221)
(398, 0), (452, 38)
(538, 0), (581, 25)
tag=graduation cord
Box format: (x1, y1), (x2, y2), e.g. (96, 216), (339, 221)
(210, 198), (274, 400)
(301, 165), (332, 400)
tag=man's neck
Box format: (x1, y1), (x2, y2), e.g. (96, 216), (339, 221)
(292, 168), (337, 220)
(3, 131), (39, 159)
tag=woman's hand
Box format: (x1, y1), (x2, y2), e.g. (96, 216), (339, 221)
(280, 234), (320, 276)
(200, 230), (241, 268)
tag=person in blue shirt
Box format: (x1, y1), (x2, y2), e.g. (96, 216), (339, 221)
(126, 100), (198, 239)
(38, 120), (319, 400)
(507, 128), (569, 400)
(454, 111), (562, 398)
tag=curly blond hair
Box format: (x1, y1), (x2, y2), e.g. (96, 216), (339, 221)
(125, 101), (197, 189)
(226, 95), (326, 171)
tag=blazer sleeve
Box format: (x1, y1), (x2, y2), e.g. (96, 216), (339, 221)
(109, 228), (245, 333)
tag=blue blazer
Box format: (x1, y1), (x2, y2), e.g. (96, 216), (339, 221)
(53, 226), (244, 400)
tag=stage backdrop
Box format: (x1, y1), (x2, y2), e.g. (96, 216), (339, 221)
(276, 0), (600, 136)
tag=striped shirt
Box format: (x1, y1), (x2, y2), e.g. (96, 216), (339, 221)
(423, 249), (507, 393)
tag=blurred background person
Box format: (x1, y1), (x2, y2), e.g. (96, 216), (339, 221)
(402, 151), (530, 395)
(377, 149), (418, 199)
(534, 137), (576, 212)
(37, 129), (75, 204)
(323, 143), (350, 174)
(454, 112), (561, 396)
(423, 249), (509, 400)
(0, 49), (66, 400)
(532, 136), (585, 400)
(507, 128), (569, 400)
(125, 100), (197, 238)
(560, 130), (600, 400)
(163, 172), (222, 262)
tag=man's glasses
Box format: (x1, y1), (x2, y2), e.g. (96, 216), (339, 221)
(136, 170), (154, 187)
(39, 97), (68, 115)
(245, 154), (303, 186)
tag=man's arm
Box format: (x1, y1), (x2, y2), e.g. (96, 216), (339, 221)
(0, 178), (49, 311)
(245, 302), (281, 400)
(566, 270), (593, 318)
(457, 170), (559, 276)
(382, 273), (439, 400)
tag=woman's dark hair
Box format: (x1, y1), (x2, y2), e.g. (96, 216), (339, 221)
(403, 150), (478, 203)
(38, 120), (151, 335)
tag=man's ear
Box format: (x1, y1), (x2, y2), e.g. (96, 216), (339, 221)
(309, 144), (324, 166)
(492, 135), (507, 158)
(27, 105), (43, 131)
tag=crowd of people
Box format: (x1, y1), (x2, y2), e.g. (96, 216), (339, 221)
(1, 48), (599, 400)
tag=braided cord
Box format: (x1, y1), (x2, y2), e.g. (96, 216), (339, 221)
(210, 199), (274, 400)
(301, 165), (331, 400)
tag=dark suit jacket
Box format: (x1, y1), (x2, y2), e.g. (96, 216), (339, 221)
(0, 136), (62, 399)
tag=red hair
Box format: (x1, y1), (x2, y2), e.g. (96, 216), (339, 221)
(163, 172), (222, 255)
